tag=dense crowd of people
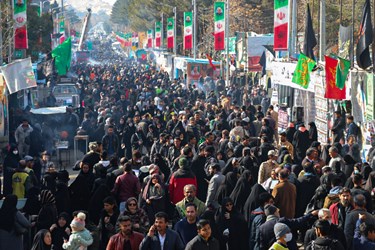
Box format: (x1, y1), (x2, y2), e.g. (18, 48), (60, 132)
(1, 43), (375, 250)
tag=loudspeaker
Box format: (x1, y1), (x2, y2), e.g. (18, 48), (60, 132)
(292, 106), (304, 122)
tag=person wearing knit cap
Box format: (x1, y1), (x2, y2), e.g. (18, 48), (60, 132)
(62, 212), (93, 250)
(269, 223), (291, 250)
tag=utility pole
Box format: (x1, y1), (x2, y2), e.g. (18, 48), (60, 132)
(319, 0), (326, 62)
(351, 0), (355, 67)
(225, 0), (229, 86)
(193, 0), (197, 60)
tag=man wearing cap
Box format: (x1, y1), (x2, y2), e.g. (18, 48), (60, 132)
(270, 223), (291, 250)
(278, 132), (294, 160)
(258, 150), (279, 184)
(169, 158), (197, 204)
(24, 155), (39, 187)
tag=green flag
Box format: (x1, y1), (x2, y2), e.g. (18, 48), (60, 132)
(52, 37), (72, 75)
(292, 53), (316, 89)
(336, 56), (350, 90)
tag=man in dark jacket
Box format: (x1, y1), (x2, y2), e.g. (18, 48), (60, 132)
(140, 212), (184, 250)
(344, 194), (375, 248)
(174, 203), (198, 246)
(304, 208), (347, 249)
(248, 192), (274, 250)
(331, 111), (345, 143)
(329, 187), (353, 230)
(306, 220), (345, 250)
(258, 204), (318, 250)
(185, 219), (220, 250)
(102, 126), (119, 158)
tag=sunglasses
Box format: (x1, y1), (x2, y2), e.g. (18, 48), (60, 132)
(128, 203), (137, 206)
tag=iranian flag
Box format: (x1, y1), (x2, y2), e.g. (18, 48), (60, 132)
(147, 29), (153, 48)
(214, 2), (225, 51)
(155, 21), (161, 48)
(14, 0), (28, 49)
(167, 17), (174, 49)
(184, 12), (193, 50)
(274, 0), (289, 51)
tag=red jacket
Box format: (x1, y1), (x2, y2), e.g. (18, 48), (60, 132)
(112, 172), (141, 203)
(106, 231), (144, 250)
(169, 169), (197, 204)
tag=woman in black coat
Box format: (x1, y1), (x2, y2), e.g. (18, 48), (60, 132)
(215, 197), (249, 250)
(215, 172), (238, 206)
(230, 170), (254, 213)
(2, 144), (21, 195)
(308, 122), (318, 143)
(50, 212), (70, 250)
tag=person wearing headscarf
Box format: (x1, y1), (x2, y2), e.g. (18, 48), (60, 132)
(230, 170), (253, 213)
(215, 197), (249, 250)
(36, 189), (58, 231)
(308, 122), (318, 142)
(243, 183), (268, 222)
(50, 212), (71, 250)
(141, 174), (167, 223)
(215, 172), (238, 207)
(285, 122), (296, 143)
(2, 144), (21, 195)
(69, 163), (93, 212)
(118, 197), (150, 235)
(0, 194), (31, 250)
(31, 229), (52, 250)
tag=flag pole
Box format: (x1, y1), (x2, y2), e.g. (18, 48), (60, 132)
(193, 0), (196, 60)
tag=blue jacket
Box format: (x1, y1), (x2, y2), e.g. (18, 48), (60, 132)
(139, 228), (184, 250)
(353, 218), (375, 250)
(249, 206), (266, 250)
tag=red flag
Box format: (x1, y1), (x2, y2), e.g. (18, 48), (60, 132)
(324, 55), (346, 100)
(15, 26), (28, 49)
(206, 54), (216, 70)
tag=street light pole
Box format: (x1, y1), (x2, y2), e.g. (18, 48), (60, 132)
(161, 12), (164, 50)
(225, 0), (230, 86)
(173, 7), (177, 56)
(193, 0), (197, 60)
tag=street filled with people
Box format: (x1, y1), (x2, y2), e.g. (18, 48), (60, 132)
(1, 43), (375, 250)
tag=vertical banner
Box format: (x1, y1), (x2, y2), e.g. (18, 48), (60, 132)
(274, 0), (289, 50)
(214, 2), (225, 51)
(155, 21), (161, 48)
(184, 12), (193, 50)
(147, 29), (153, 48)
(138, 32), (146, 48)
(167, 17), (174, 49)
(366, 73), (374, 121)
(14, 0), (28, 49)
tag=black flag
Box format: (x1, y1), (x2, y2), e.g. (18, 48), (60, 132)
(356, 0), (373, 70)
(303, 4), (317, 60)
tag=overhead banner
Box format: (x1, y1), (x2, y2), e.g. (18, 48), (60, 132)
(14, 0), (28, 49)
(147, 29), (153, 48)
(214, 2), (225, 50)
(274, 0), (289, 50)
(0, 58), (36, 94)
(184, 12), (193, 50)
(167, 17), (174, 49)
(155, 21), (161, 48)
